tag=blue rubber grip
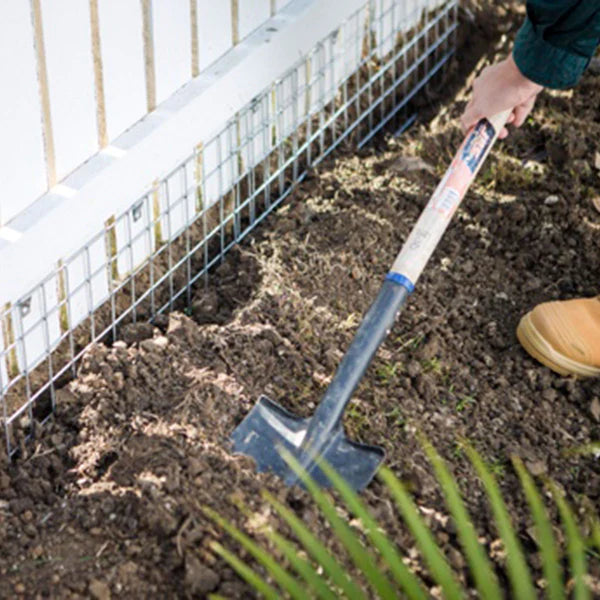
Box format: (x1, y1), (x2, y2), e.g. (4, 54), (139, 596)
(385, 272), (415, 293)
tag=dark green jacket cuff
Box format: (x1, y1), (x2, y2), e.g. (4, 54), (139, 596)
(513, 18), (589, 89)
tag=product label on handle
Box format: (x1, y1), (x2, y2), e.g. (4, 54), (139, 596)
(389, 117), (498, 287)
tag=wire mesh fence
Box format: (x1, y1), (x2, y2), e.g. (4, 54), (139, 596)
(1, 0), (457, 457)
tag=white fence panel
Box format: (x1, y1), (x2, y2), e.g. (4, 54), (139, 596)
(203, 127), (237, 212)
(15, 278), (61, 371)
(153, 0), (192, 105)
(41, 0), (98, 182)
(65, 235), (110, 329)
(196, 1), (234, 72)
(0, 3), (47, 226)
(115, 198), (152, 278)
(239, 0), (271, 40)
(161, 161), (197, 243)
(239, 94), (272, 173)
(98, 0), (147, 142)
(0, 321), (9, 393)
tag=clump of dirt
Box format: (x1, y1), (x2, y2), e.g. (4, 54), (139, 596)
(3, 4), (600, 599)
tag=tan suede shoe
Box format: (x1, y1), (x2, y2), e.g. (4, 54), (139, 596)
(516, 296), (600, 377)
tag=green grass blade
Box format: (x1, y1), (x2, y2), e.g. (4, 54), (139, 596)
(512, 457), (565, 600)
(592, 520), (600, 554)
(379, 467), (464, 600)
(282, 450), (397, 600)
(420, 437), (502, 600)
(210, 541), (280, 600)
(319, 461), (428, 600)
(228, 494), (337, 600)
(204, 507), (309, 600)
(316, 457), (428, 600)
(465, 444), (537, 600)
(207, 595), (228, 600)
(266, 528), (338, 600)
(263, 490), (366, 600)
(547, 482), (590, 600)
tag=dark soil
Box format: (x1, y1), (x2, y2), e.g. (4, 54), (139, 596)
(2, 3), (600, 598)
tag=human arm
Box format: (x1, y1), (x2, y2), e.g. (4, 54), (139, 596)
(461, 1), (600, 137)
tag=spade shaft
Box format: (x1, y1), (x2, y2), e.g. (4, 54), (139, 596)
(285, 279), (409, 484)
(232, 110), (511, 490)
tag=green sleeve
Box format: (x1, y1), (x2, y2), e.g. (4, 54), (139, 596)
(513, 1), (600, 89)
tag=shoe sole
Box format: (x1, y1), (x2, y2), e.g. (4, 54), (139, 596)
(516, 312), (600, 378)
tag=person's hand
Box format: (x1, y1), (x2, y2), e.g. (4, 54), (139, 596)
(461, 54), (543, 139)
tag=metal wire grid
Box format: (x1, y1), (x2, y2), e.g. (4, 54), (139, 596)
(0, 0), (457, 457)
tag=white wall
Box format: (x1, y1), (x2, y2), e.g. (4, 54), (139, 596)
(98, 0), (147, 142)
(0, 0), (292, 228)
(41, 0), (98, 183)
(0, 3), (47, 225)
(152, 0), (192, 105)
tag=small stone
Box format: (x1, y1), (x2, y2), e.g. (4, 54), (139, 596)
(15, 583), (25, 594)
(21, 510), (33, 523)
(30, 545), (44, 559)
(525, 460), (547, 476)
(89, 579), (111, 600)
(192, 290), (219, 322)
(483, 354), (495, 368)
(523, 277), (542, 292)
(407, 361), (421, 378)
(122, 322), (154, 345)
(153, 313), (169, 332)
(185, 554), (220, 596)
(140, 339), (159, 354)
(590, 398), (600, 422)
(447, 546), (465, 570)
(153, 335), (169, 348)
(592, 197), (600, 214)
(462, 259), (475, 275)
(595, 151), (600, 171)
(544, 194), (560, 206)
(420, 337), (440, 361)
(541, 388), (558, 403)
(118, 561), (138, 579)
(125, 544), (142, 557)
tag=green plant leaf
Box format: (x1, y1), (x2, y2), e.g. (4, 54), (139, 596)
(465, 444), (537, 600)
(266, 528), (338, 600)
(263, 490), (366, 600)
(210, 541), (280, 600)
(592, 520), (600, 554)
(316, 457), (428, 600)
(567, 442), (600, 457)
(204, 507), (309, 600)
(547, 482), (590, 600)
(229, 493), (337, 600)
(379, 467), (464, 600)
(282, 449), (397, 600)
(420, 436), (502, 600)
(512, 457), (565, 600)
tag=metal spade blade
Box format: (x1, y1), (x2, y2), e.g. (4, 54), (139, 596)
(231, 395), (384, 490)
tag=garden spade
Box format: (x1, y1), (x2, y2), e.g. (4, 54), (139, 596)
(231, 110), (511, 490)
